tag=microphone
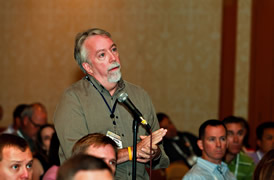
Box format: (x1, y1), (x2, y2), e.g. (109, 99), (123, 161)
(117, 92), (151, 132)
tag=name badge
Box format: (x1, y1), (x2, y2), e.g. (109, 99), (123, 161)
(106, 131), (123, 149)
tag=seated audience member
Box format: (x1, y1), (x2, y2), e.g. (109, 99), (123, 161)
(43, 133), (117, 180)
(33, 124), (55, 180)
(248, 121), (274, 164)
(183, 119), (236, 180)
(0, 134), (33, 180)
(57, 154), (113, 180)
(157, 113), (201, 168)
(239, 116), (254, 153)
(2, 104), (28, 134)
(223, 116), (255, 180)
(253, 149), (274, 180)
(16, 103), (48, 152)
(42, 132), (60, 180)
(72, 133), (118, 173)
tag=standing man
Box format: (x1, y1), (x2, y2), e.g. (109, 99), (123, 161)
(223, 116), (255, 180)
(16, 103), (48, 152)
(54, 28), (169, 179)
(183, 119), (235, 180)
(248, 121), (274, 164)
(0, 134), (33, 180)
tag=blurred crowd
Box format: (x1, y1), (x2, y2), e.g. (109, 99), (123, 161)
(0, 104), (273, 180)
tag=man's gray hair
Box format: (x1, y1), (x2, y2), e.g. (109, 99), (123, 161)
(74, 28), (111, 74)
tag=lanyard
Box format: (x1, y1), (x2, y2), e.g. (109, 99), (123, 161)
(256, 151), (262, 160)
(234, 153), (239, 177)
(85, 76), (118, 120)
(171, 136), (197, 166)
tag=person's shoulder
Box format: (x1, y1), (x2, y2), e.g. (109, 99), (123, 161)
(124, 80), (150, 97)
(239, 151), (255, 163)
(183, 165), (206, 180)
(62, 77), (90, 95)
(67, 77), (88, 90)
(239, 151), (256, 167)
(124, 80), (145, 91)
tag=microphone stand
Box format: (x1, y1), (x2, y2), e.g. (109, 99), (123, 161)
(132, 117), (138, 180)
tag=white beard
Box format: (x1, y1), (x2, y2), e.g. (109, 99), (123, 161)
(108, 70), (121, 82)
(107, 62), (122, 83)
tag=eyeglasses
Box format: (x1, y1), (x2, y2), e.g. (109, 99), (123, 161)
(29, 118), (43, 128)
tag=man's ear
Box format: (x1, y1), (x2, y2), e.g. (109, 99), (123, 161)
(82, 62), (93, 74)
(197, 139), (204, 151)
(22, 117), (28, 127)
(257, 139), (261, 148)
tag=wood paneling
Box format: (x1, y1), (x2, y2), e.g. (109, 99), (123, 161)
(219, 0), (238, 120)
(248, 0), (274, 148)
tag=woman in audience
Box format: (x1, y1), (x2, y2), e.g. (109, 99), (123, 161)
(43, 132), (60, 180)
(253, 149), (274, 180)
(33, 124), (55, 180)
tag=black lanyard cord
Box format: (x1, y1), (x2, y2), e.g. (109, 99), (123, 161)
(85, 76), (118, 119)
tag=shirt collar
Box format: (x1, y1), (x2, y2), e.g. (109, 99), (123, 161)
(197, 157), (229, 174)
(85, 75), (125, 96)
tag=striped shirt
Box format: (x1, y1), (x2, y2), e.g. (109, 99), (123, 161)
(183, 157), (236, 180)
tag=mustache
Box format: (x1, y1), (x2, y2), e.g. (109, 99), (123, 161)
(108, 62), (120, 71)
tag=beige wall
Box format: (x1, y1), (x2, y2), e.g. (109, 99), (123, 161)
(234, 0), (252, 118)
(0, 0), (251, 136)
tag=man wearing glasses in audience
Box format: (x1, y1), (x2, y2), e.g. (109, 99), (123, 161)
(15, 103), (48, 152)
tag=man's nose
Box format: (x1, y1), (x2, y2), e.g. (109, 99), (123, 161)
(108, 51), (116, 63)
(20, 168), (30, 179)
(216, 140), (221, 147)
(233, 135), (239, 143)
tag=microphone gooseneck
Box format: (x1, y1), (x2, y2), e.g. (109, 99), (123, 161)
(117, 92), (151, 132)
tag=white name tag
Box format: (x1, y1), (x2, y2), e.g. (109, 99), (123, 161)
(106, 131), (123, 149)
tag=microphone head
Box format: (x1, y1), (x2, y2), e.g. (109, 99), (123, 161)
(117, 92), (128, 103)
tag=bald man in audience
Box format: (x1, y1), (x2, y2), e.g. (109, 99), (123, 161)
(16, 103), (48, 152)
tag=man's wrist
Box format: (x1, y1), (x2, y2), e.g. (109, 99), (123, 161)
(128, 146), (132, 161)
(153, 147), (162, 161)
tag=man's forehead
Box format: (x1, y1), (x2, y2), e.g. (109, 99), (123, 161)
(87, 144), (114, 151)
(2, 146), (32, 160)
(86, 144), (115, 157)
(84, 35), (114, 49)
(263, 128), (274, 134)
(226, 123), (244, 130)
(204, 125), (226, 135)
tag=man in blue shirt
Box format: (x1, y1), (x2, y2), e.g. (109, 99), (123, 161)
(183, 119), (236, 180)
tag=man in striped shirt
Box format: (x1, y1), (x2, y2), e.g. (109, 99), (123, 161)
(183, 120), (236, 180)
